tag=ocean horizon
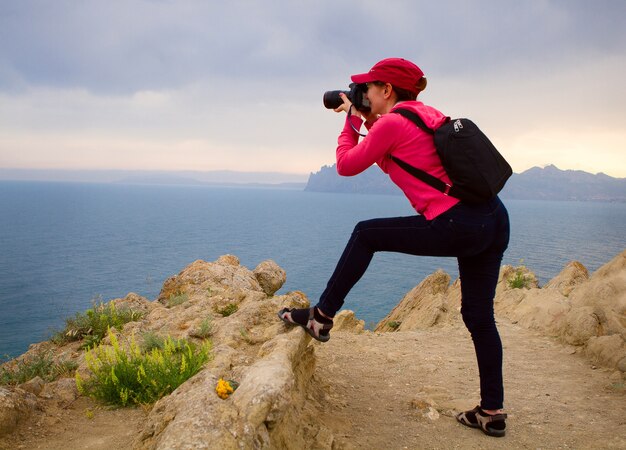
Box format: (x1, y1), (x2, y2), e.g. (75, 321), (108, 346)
(1, 180), (625, 359)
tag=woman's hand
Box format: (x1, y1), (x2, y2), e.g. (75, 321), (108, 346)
(334, 93), (379, 126)
(334, 93), (362, 118)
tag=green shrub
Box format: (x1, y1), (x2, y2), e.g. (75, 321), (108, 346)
(52, 301), (143, 349)
(217, 303), (238, 317)
(388, 321), (401, 330)
(141, 331), (166, 352)
(196, 317), (214, 339)
(0, 351), (78, 385)
(167, 292), (189, 308)
(508, 267), (531, 289)
(76, 330), (212, 406)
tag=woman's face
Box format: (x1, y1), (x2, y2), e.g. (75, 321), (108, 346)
(365, 82), (392, 115)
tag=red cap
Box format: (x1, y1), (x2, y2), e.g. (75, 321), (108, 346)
(351, 58), (424, 94)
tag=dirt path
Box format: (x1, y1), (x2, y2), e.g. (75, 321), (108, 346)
(311, 319), (626, 450)
(0, 396), (145, 450)
(2, 318), (624, 450)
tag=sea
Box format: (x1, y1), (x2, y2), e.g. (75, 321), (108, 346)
(1, 180), (625, 359)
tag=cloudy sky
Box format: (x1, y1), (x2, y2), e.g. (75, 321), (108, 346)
(1, 0), (624, 179)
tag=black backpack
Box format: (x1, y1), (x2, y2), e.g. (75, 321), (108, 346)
(390, 108), (512, 204)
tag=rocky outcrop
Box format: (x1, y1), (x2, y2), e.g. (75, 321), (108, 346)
(376, 250), (626, 375)
(129, 256), (324, 449)
(333, 310), (365, 333)
(2, 251), (624, 447)
(495, 251), (626, 370)
(0, 387), (39, 437)
(375, 270), (462, 332)
(1, 255), (330, 448)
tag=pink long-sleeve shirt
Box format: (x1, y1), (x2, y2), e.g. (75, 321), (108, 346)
(337, 101), (460, 220)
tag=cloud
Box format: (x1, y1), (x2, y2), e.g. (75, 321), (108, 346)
(3, 1), (621, 92)
(1, 0), (625, 177)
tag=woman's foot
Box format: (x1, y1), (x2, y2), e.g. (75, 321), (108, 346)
(456, 405), (507, 437)
(277, 306), (334, 342)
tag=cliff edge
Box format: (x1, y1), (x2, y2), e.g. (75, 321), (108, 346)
(1, 251), (625, 449)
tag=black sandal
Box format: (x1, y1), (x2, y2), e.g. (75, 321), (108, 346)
(456, 405), (507, 437)
(277, 307), (333, 342)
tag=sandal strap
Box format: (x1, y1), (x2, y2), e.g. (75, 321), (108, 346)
(481, 412), (507, 423)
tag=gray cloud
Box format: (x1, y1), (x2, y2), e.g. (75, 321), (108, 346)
(1, 0), (625, 176)
(2, 1), (624, 94)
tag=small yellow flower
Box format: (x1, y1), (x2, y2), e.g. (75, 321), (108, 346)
(215, 378), (235, 399)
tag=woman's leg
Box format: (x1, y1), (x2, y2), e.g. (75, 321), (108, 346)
(315, 214), (462, 317)
(458, 249), (505, 410)
(458, 200), (510, 410)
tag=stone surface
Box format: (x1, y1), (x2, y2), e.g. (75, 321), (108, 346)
(18, 376), (44, 397)
(333, 310), (365, 333)
(3, 251), (626, 447)
(253, 259), (287, 296)
(0, 387), (38, 437)
(126, 257), (321, 449)
(39, 377), (79, 404)
(543, 261), (589, 296)
(375, 270), (461, 332)
(377, 250), (626, 372)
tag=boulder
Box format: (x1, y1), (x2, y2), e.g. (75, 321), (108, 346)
(585, 335), (626, 371)
(494, 250), (626, 371)
(134, 329), (316, 449)
(253, 259), (287, 296)
(111, 292), (155, 315)
(18, 376), (45, 397)
(157, 256), (264, 304)
(333, 310), (365, 333)
(40, 377), (79, 404)
(370, 250), (626, 372)
(0, 387), (38, 437)
(543, 261), (589, 296)
(375, 270), (461, 331)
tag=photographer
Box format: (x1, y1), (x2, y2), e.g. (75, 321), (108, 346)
(278, 58), (510, 437)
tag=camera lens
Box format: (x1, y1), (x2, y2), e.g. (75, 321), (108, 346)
(323, 90), (347, 109)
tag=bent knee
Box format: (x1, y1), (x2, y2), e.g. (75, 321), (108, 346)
(461, 309), (497, 332)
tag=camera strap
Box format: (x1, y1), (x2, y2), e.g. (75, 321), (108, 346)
(347, 107), (367, 137)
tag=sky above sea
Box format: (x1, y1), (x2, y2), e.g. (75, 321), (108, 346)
(0, 1), (625, 178)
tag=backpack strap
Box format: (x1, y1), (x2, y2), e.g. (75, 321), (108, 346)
(389, 108), (452, 196)
(392, 108), (435, 135)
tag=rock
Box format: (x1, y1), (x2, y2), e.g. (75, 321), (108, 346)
(111, 292), (155, 315)
(253, 259), (286, 296)
(567, 250), (626, 338)
(134, 330), (317, 449)
(0, 387), (39, 437)
(370, 249), (626, 372)
(494, 250), (626, 371)
(120, 256), (328, 449)
(54, 378), (79, 403)
(157, 257), (264, 304)
(497, 264), (540, 293)
(409, 397), (440, 421)
(333, 310), (365, 333)
(585, 335), (626, 370)
(375, 270), (460, 331)
(19, 376), (45, 397)
(543, 261), (589, 296)
(561, 307), (601, 346)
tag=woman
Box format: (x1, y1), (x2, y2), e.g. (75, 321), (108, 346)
(278, 57), (510, 437)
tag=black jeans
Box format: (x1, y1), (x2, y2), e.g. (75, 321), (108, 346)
(316, 197), (510, 410)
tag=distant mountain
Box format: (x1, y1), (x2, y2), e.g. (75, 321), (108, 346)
(304, 164), (626, 202)
(304, 164), (400, 195)
(0, 168), (308, 188)
(502, 165), (626, 201)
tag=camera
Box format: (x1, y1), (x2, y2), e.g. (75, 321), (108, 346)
(323, 83), (371, 112)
